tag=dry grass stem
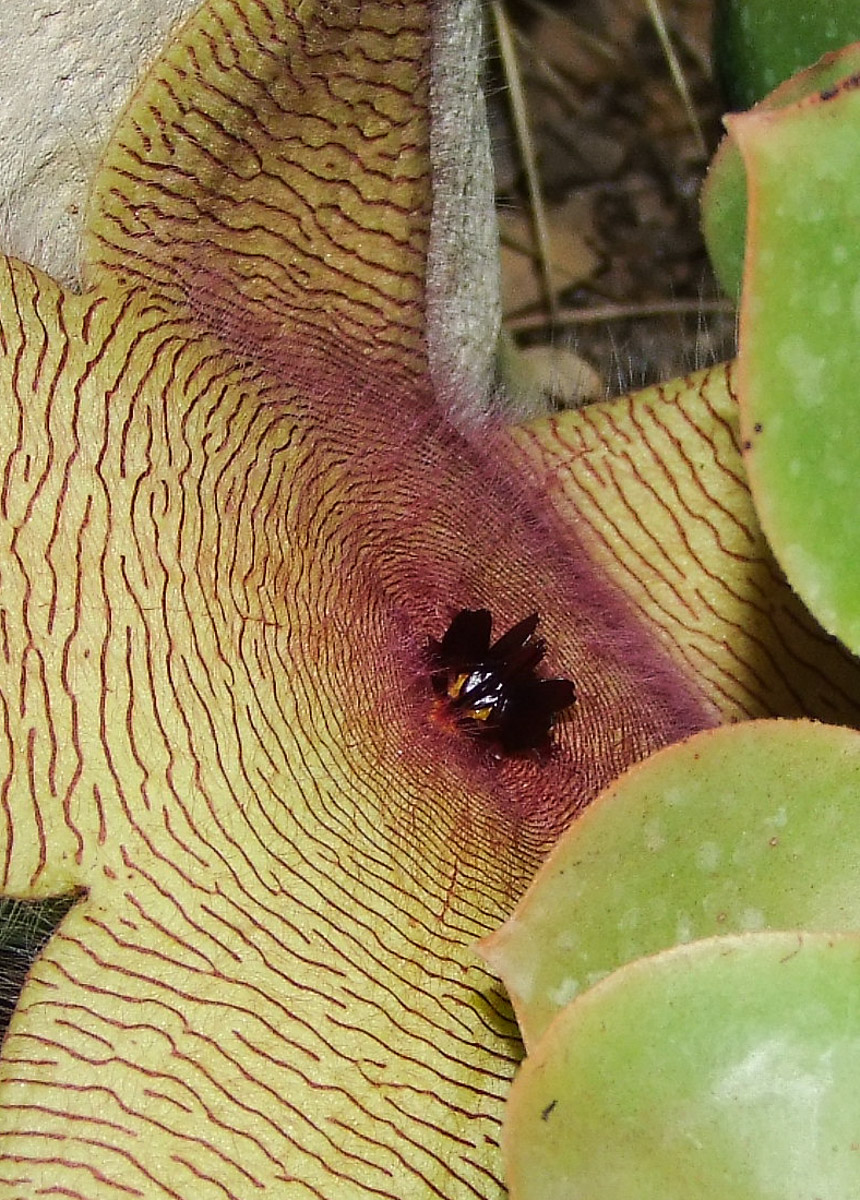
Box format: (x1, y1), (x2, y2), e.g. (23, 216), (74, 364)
(491, 0), (558, 323)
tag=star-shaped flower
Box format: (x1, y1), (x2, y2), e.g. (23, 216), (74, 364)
(0, 0), (858, 1196)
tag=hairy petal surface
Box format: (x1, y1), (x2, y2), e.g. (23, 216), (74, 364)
(510, 364), (860, 725)
(1, 0), (856, 1197)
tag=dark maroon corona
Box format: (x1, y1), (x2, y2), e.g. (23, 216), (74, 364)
(426, 609), (576, 756)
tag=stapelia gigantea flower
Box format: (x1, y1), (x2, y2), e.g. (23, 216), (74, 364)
(0, 0), (858, 1196)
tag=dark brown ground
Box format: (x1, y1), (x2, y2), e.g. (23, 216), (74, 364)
(492, 0), (736, 402)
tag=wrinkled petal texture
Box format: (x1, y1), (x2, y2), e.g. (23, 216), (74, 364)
(0, 0), (859, 1197)
(511, 368), (860, 725)
(0, 1), (714, 1196)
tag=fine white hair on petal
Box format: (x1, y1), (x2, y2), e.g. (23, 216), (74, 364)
(426, 0), (503, 429)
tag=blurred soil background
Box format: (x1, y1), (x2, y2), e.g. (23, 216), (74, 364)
(490, 0), (737, 406)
